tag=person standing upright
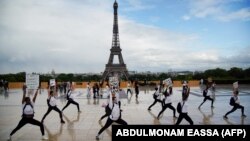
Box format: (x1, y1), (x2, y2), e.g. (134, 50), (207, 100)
(86, 82), (91, 98)
(134, 81), (139, 99)
(126, 81), (133, 96)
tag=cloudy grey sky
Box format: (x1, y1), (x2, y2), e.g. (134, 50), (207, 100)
(0, 0), (250, 74)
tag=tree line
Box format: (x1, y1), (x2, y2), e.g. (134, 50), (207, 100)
(0, 67), (249, 84)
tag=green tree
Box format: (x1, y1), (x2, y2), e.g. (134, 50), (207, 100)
(204, 68), (228, 78)
(228, 67), (244, 79)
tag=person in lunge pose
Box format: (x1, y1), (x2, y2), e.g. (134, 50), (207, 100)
(99, 94), (112, 121)
(198, 84), (214, 109)
(223, 90), (247, 119)
(157, 85), (176, 119)
(62, 88), (81, 113)
(9, 86), (48, 140)
(175, 95), (193, 125)
(148, 87), (163, 111)
(41, 86), (65, 124)
(96, 92), (128, 140)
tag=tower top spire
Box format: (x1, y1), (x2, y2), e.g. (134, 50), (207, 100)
(113, 0), (118, 9)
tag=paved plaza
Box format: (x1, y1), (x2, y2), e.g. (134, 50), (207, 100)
(0, 85), (249, 141)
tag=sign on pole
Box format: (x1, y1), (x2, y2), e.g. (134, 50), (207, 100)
(233, 81), (238, 90)
(26, 74), (39, 89)
(50, 79), (56, 86)
(163, 78), (173, 86)
(109, 76), (119, 87)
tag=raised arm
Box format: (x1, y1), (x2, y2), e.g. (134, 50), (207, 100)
(32, 88), (39, 103)
(109, 92), (113, 109)
(22, 86), (27, 104)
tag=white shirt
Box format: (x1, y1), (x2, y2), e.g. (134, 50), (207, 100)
(154, 90), (161, 100)
(235, 96), (240, 104)
(115, 91), (120, 102)
(86, 84), (91, 93)
(49, 96), (57, 106)
(67, 90), (74, 99)
(127, 83), (131, 89)
(106, 85), (110, 92)
(109, 103), (120, 121)
(207, 88), (212, 96)
(164, 95), (172, 104)
(22, 102), (34, 115)
(180, 101), (188, 113)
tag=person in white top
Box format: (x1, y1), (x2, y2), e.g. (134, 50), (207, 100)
(99, 90), (112, 121)
(104, 83), (110, 97)
(148, 87), (163, 111)
(175, 95), (193, 125)
(157, 85), (176, 119)
(9, 86), (48, 140)
(41, 86), (65, 124)
(96, 92), (128, 140)
(198, 84), (214, 109)
(62, 88), (81, 113)
(223, 90), (247, 119)
(115, 88), (121, 108)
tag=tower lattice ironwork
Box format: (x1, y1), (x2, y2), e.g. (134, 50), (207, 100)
(102, 0), (129, 81)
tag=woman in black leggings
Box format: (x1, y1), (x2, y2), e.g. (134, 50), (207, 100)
(96, 93), (127, 140)
(41, 87), (65, 124)
(9, 87), (48, 140)
(62, 88), (81, 113)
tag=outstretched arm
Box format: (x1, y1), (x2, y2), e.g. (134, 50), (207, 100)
(22, 86), (26, 104)
(32, 88), (39, 103)
(47, 86), (52, 98)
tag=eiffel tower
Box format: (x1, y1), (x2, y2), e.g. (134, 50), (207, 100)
(102, 0), (129, 81)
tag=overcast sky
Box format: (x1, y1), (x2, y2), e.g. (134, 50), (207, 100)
(0, 0), (249, 74)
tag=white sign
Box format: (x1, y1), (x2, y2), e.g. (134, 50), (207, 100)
(163, 78), (173, 86)
(50, 79), (56, 86)
(233, 81), (238, 89)
(26, 74), (39, 89)
(109, 76), (119, 87)
(208, 77), (213, 83)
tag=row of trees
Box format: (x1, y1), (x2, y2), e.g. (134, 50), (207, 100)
(0, 67), (249, 84)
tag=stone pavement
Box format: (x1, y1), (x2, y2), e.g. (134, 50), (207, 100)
(0, 85), (249, 141)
